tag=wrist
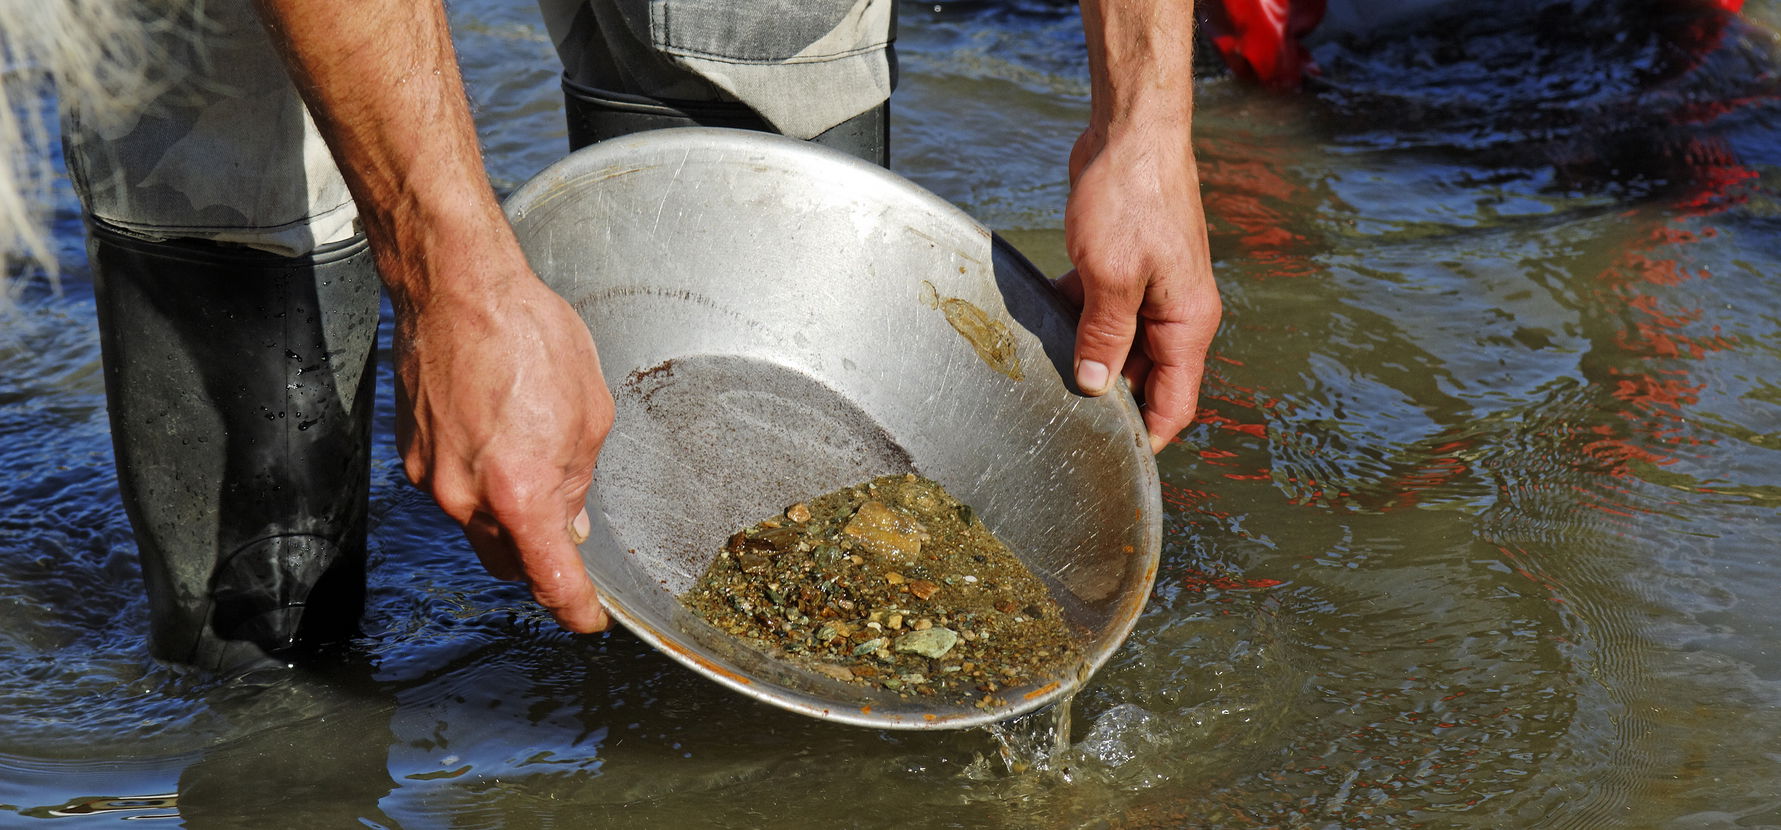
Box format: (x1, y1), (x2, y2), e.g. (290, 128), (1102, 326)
(1081, 0), (1196, 136)
(1089, 104), (1194, 162)
(375, 204), (531, 317)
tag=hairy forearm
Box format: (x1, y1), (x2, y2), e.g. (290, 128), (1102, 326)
(253, 0), (512, 306)
(1079, 0), (1196, 137)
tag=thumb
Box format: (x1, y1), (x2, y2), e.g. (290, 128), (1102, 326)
(1067, 267), (1142, 397)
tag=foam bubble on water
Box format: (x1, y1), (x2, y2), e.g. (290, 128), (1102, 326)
(1076, 703), (1157, 769)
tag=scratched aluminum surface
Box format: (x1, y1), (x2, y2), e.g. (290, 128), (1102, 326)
(504, 128), (1163, 729)
(9, 1), (1781, 825)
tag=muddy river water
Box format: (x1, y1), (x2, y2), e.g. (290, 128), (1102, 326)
(5, 0), (1781, 826)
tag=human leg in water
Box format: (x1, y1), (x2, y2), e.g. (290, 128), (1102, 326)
(90, 224), (379, 675)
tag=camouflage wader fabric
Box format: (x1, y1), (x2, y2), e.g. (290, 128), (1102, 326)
(62, 0), (896, 255)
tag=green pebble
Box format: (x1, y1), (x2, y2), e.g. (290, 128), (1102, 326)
(853, 637), (888, 656)
(892, 627), (959, 659)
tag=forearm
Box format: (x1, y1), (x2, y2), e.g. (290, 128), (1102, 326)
(1079, 0), (1196, 140)
(253, 0), (512, 307)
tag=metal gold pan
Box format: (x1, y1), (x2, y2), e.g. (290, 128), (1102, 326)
(504, 128), (1161, 729)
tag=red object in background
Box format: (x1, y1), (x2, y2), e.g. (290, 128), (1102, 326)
(1201, 0), (1327, 91)
(1201, 0), (1742, 92)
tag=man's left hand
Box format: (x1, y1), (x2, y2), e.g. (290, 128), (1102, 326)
(1058, 123), (1221, 454)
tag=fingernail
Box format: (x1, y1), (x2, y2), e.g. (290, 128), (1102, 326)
(1149, 432), (1169, 455)
(1077, 359), (1110, 395)
(570, 508), (591, 544)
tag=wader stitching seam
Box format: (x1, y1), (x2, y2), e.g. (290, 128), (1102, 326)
(87, 197), (360, 238)
(655, 41), (890, 65)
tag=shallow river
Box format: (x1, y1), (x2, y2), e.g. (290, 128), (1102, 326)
(5, 0), (1781, 826)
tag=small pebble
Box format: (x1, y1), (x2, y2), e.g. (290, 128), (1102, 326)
(888, 613), (904, 630)
(786, 503), (812, 523)
(885, 572), (906, 585)
(853, 637), (887, 656)
(913, 618), (933, 631)
(908, 579), (939, 600)
(893, 627), (959, 659)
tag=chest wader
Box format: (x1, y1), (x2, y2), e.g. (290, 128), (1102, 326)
(90, 223), (379, 675)
(561, 77), (890, 165)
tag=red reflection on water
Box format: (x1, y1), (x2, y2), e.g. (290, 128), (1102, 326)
(1180, 567), (1286, 592)
(1200, 154), (1325, 281)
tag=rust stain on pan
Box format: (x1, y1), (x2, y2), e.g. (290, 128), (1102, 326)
(1023, 681), (1061, 701)
(919, 280), (1024, 381)
(637, 619), (753, 686)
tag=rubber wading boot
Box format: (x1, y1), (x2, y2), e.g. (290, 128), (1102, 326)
(562, 76), (890, 167)
(89, 223), (380, 675)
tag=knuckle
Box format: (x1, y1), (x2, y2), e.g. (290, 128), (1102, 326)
(1078, 318), (1137, 353)
(429, 482), (478, 524)
(1184, 292), (1223, 329)
(400, 453), (428, 487)
(481, 463), (550, 514)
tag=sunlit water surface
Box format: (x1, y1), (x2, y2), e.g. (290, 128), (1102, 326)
(5, 1), (1781, 826)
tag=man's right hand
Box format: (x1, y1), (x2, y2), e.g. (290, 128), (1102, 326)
(389, 231), (615, 634)
(255, 0), (615, 632)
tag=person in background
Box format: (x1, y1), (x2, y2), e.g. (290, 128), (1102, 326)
(55, 0), (1218, 675)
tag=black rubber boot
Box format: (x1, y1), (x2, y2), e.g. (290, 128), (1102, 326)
(89, 223), (380, 675)
(562, 76), (890, 167)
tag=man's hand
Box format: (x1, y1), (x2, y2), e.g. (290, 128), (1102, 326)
(390, 239), (614, 633)
(255, 0), (613, 631)
(1069, 0), (1220, 453)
